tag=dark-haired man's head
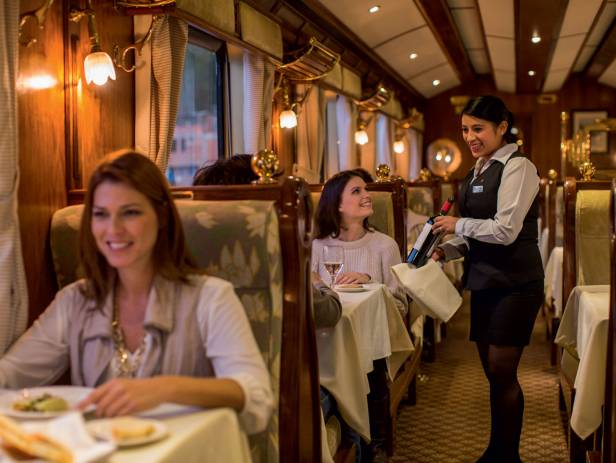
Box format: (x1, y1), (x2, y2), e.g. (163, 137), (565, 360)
(193, 154), (259, 185)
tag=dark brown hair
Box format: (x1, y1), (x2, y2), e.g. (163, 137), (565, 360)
(79, 149), (200, 305)
(462, 95), (517, 144)
(315, 170), (371, 239)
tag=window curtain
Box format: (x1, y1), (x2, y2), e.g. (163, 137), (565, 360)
(336, 95), (357, 171)
(294, 84), (326, 182)
(243, 52), (275, 153)
(324, 97), (340, 179)
(408, 128), (422, 180)
(0, 0), (27, 353)
(148, 16), (188, 173)
(376, 113), (393, 170)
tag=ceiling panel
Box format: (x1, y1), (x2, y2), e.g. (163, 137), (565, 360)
(573, 2), (616, 72)
(449, 3), (490, 75)
(468, 49), (491, 73)
(487, 37), (515, 73)
(559, 0), (604, 36)
(543, 68), (570, 92)
(318, 0), (425, 48)
(478, 0), (515, 91)
(447, 0), (476, 7)
(450, 8), (484, 49)
(408, 63), (461, 98)
(477, 0), (514, 38)
(375, 27), (449, 79)
(598, 57), (616, 87)
(542, 0), (603, 92)
(545, 34), (587, 75)
(494, 71), (515, 93)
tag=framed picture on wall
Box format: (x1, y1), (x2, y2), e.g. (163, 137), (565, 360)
(571, 110), (609, 153)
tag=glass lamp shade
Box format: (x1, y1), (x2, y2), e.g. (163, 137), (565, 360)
(393, 140), (405, 154)
(355, 129), (369, 145)
(279, 109), (298, 129)
(84, 51), (116, 86)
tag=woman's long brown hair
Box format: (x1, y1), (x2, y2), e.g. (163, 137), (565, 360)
(79, 149), (200, 306)
(315, 170), (371, 239)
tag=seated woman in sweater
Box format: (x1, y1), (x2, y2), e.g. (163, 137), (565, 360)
(312, 170), (407, 313)
(0, 151), (273, 434)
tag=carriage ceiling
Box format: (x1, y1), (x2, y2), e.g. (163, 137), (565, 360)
(307, 0), (616, 98)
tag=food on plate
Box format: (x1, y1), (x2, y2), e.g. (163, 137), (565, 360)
(110, 417), (155, 442)
(12, 393), (69, 413)
(0, 414), (73, 463)
(336, 283), (363, 289)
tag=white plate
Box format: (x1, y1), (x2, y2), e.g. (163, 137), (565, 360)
(0, 386), (93, 419)
(334, 285), (368, 293)
(86, 418), (168, 448)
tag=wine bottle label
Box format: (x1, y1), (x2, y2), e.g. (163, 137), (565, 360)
(413, 222), (432, 250)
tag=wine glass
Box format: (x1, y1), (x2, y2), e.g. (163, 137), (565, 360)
(323, 246), (343, 287)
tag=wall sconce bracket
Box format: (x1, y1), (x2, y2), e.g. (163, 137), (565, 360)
(19, 0), (56, 47)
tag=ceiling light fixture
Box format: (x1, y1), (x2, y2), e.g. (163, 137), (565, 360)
(409, 53), (418, 60)
(531, 33), (541, 44)
(432, 79), (440, 87)
(528, 70), (536, 76)
(369, 5), (380, 13)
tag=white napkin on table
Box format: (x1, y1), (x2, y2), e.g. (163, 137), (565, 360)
(17, 412), (115, 463)
(391, 260), (462, 323)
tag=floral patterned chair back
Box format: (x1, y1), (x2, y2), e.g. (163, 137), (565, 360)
(50, 200), (283, 463)
(407, 186), (434, 216)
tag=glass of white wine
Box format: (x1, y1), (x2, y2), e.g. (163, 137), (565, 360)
(323, 246), (343, 288)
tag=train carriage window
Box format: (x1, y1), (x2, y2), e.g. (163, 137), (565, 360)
(167, 28), (227, 186)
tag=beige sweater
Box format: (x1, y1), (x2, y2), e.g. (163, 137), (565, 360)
(312, 231), (407, 313)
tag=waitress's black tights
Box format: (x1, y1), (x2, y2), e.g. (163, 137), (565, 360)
(476, 342), (525, 463)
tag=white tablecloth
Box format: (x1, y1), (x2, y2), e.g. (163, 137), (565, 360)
(110, 405), (252, 463)
(555, 286), (610, 439)
(317, 284), (414, 444)
(544, 247), (563, 316)
(539, 227), (549, 268)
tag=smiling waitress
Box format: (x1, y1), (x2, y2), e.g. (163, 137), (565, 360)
(432, 95), (544, 463)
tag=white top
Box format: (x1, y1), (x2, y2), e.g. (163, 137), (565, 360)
(311, 231), (407, 313)
(0, 275), (273, 435)
(443, 143), (540, 258)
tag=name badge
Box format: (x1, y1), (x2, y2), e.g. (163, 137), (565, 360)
(472, 185), (483, 193)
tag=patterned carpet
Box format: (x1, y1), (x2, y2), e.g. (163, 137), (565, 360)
(391, 294), (568, 462)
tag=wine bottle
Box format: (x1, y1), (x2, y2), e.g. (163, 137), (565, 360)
(406, 196), (455, 267)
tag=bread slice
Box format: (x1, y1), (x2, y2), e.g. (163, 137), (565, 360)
(111, 417), (155, 442)
(0, 415), (73, 463)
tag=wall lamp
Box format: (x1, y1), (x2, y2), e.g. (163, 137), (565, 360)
(69, 1), (116, 86)
(275, 37), (340, 129)
(279, 79), (299, 129)
(354, 113), (373, 146)
(393, 136), (405, 154)
(276, 77), (315, 129)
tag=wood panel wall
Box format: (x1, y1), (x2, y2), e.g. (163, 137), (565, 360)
(423, 75), (616, 180)
(17, 0), (134, 322)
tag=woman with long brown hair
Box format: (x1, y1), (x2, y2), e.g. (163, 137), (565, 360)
(0, 150), (272, 434)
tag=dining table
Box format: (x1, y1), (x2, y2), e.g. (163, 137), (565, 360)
(544, 246), (564, 317)
(555, 284), (610, 440)
(317, 283), (414, 449)
(107, 405), (252, 463)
